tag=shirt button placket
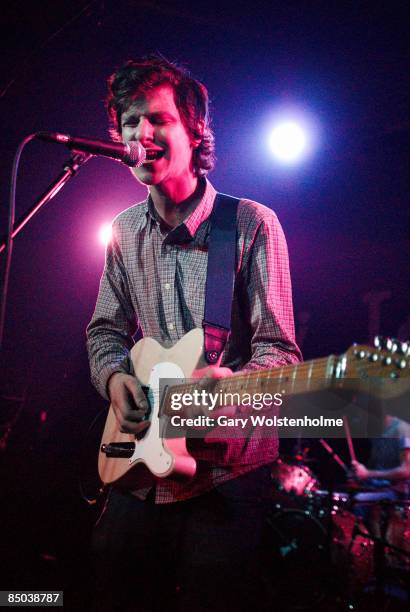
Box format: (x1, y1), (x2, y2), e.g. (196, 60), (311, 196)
(163, 243), (176, 338)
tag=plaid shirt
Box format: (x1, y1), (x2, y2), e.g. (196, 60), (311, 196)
(87, 178), (301, 503)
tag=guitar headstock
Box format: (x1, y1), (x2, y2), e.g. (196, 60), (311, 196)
(344, 336), (410, 379)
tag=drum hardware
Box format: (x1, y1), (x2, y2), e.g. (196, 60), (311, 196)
(367, 499), (410, 574)
(331, 510), (375, 588)
(312, 489), (350, 518)
(338, 481), (381, 493)
(270, 463), (409, 609)
(269, 430), (410, 608)
(265, 507), (327, 609)
(271, 458), (319, 498)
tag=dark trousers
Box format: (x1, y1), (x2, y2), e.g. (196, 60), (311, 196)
(91, 464), (274, 611)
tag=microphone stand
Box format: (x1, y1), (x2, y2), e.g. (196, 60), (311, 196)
(0, 151), (92, 351)
(0, 151), (92, 254)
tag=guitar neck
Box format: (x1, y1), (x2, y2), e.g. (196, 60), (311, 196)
(162, 354), (340, 416)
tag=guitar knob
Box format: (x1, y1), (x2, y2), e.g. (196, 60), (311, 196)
(383, 355), (392, 365)
(395, 358), (407, 369)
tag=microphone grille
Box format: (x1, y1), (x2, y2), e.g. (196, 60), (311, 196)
(127, 142), (146, 167)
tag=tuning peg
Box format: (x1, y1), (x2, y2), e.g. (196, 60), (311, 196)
(383, 337), (398, 353)
(385, 338), (393, 351)
(398, 341), (409, 356)
(374, 336), (382, 349)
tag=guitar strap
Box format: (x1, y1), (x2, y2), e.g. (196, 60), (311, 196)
(202, 192), (240, 365)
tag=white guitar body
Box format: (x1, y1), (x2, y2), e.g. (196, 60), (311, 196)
(98, 328), (208, 487)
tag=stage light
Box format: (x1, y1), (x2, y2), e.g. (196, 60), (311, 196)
(268, 121), (307, 164)
(99, 223), (112, 246)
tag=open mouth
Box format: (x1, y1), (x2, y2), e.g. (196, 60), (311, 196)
(144, 149), (165, 162)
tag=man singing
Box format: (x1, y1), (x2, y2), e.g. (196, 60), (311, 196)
(87, 55), (301, 611)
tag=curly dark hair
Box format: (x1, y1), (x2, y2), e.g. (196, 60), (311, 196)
(106, 55), (215, 176)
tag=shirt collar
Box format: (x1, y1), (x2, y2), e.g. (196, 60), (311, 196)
(145, 178), (217, 238)
(184, 178), (216, 237)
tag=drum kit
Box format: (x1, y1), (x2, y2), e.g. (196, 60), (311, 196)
(269, 449), (410, 608)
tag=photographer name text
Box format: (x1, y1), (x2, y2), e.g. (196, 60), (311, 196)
(169, 414), (344, 429)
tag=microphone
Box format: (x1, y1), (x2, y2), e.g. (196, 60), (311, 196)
(36, 131), (146, 167)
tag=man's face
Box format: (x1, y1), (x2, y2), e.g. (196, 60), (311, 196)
(120, 84), (197, 189)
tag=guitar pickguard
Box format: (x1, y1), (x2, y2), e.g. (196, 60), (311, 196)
(128, 361), (186, 477)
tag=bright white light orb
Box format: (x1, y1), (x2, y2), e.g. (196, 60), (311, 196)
(269, 121), (307, 163)
(99, 223), (113, 246)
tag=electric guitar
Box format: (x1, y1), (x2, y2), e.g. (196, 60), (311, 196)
(98, 330), (410, 487)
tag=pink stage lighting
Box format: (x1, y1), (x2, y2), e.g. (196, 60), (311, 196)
(99, 223), (113, 246)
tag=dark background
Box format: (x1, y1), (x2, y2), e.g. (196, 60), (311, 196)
(0, 0), (409, 603)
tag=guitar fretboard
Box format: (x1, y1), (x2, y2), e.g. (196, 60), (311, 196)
(162, 355), (338, 415)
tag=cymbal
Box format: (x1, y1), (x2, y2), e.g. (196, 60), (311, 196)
(358, 498), (410, 507)
(336, 481), (380, 493)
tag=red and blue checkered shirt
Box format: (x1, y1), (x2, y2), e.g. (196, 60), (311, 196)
(87, 178), (302, 503)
